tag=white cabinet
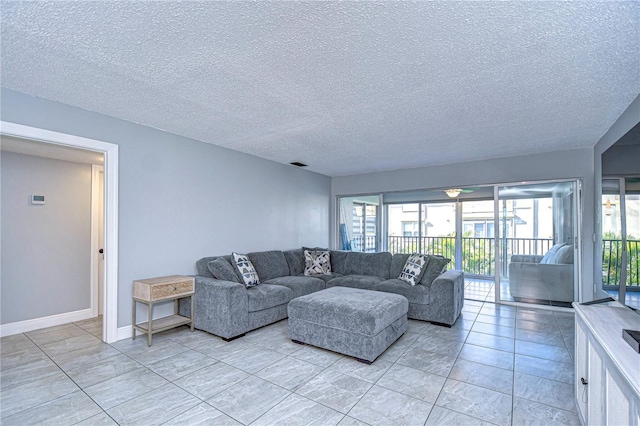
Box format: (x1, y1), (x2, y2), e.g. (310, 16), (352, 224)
(574, 302), (640, 426)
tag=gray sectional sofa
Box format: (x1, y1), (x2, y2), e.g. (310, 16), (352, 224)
(179, 249), (464, 340)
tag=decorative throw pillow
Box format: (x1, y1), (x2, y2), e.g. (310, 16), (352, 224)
(398, 253), (429, 286)
(421, 255), (451, 286)
(231, 252), (260, 287)
(207, 258), (240, 283)
(304, 250), (332, 275)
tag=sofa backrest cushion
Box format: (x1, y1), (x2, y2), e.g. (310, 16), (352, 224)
(284, 249), (305, 276)
(420, 255), (450, 286)
(330, 250), (350, 275)
(390, 253), (411, 278)
(208, 258), (241, 282)
(344, 251), (393, 279)
(247, 250), (290, 281)
(196, 255), (233, 278)
(540, 243), (565, 264)
(554, 245), (574, 264)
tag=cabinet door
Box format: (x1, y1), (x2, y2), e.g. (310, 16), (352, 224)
(587, 341), (604, 426)
(575, 319), (588, 422)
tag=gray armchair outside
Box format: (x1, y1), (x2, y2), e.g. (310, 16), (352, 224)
(508, 247), (574, 303)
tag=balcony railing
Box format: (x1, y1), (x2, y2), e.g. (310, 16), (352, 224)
(350, 235), (639, 287)
(602, 239), (640, 288)
(386, 235), (553, 277)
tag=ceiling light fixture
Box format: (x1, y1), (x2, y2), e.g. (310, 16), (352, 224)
(445, 188), (462, 198)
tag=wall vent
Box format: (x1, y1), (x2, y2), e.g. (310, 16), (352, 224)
(290, 161), (308, 167)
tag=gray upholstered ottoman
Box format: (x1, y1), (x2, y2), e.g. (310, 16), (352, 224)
(287, 287), (408, 363)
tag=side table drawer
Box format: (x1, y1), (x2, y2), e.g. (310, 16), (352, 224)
(151, 280), (194, 300)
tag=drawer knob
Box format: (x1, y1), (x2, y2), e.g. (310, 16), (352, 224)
(173, 286), (177, 291)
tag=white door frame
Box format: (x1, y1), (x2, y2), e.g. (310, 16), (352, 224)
(91, 164), (104, 318)
(0, 121), (119, 343)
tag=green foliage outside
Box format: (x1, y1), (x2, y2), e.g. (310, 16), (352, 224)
(602, 232), (639, 287)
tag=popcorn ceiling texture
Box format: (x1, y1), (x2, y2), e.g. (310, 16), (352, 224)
(1, 1), (638, 176)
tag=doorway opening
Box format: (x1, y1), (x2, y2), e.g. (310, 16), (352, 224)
(0, 121), (119, 343)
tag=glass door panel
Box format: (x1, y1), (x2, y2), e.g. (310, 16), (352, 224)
(461, 200), (495, 277)
(386, 203), (420, 253)
(602, 179), (623, 296)
(420, 202), (456, 260)
(338, 195), (380, 252)
(625, 178), (640, 307)
(498, 181), (576, 306)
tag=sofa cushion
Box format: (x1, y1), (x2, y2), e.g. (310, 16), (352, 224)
(374, 278), (431, 305)
(344, 251), (393, 279)
(555, 245), (574, 264)
(246, 250), (290, 281)
(232, 252), (260, 287)
(207, 258), (241, 283)
(398, 253), (429, 286)
(390, 253), (411, 279)
(305, 273), (343, 283)
(330, 250), (350, 274)
(540, 243), (565, 264)
(326, 274), (385, 290)
(420, 255), (450, 286)
(304, 250), (332, 275)
(196, 255), (234, 278)
(284, 249), (305, 276)
(246, 284), (292, 312)
(263, 276), (326, 299)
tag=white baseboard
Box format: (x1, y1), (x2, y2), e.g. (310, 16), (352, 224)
(0, 309), (93, 337)
(117, 325), (133, 341)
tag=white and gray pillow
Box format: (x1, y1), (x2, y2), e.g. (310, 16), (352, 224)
(398, 253), (429, 286)
(232, 252), (260, 287)
(304, 250), (332, 275)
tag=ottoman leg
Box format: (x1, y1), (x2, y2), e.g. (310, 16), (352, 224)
(356, 357), (373, 365)
(292, 339), (305, 345)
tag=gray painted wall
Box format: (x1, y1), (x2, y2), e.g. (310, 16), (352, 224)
(602, 144), (640, 176)
(1, 88), (331, 327)
(1, 152), (92, 323)
(331, 147), (597, 302)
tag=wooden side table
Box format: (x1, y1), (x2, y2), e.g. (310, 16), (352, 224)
(132, 275), (195, 346)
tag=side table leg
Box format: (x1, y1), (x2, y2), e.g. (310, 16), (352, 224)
(148, 302), (153, 347)
(190, 295), (195, 332)
(132, 300), (136, 340)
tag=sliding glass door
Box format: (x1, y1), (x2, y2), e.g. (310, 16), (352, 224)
(602, 177), (640, 308)
(497, 181), (577, 307)
(338, 195), (380, 252)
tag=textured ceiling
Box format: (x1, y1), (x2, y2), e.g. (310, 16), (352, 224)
(1, 1), (639, 177)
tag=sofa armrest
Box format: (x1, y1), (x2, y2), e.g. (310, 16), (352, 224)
(179, 276), (248, 339)
(510, 255), (543, 264)
(429, 270), (465, 326)
(508, 262), (574, 302)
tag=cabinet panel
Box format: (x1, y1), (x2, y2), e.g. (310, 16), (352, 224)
(588, 342), (604, 426)
(606, 369), (630, 426)
(575, 319), (588, 422)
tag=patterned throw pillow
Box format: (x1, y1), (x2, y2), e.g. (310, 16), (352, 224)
(304, 250), (332, 275)
(231, 252), (260, 287)
(398, 253), (429, 286)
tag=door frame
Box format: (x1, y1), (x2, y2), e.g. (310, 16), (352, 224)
(91, 165), (104, 318)
(0, 121), (119, 343)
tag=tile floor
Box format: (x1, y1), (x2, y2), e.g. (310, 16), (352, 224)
(1, 302), (579, 425)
